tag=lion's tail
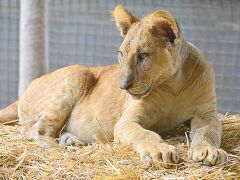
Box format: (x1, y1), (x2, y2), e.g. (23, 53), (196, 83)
(0, 101), (18, 125)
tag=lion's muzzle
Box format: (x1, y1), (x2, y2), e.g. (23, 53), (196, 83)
(119, 68), (134, 90)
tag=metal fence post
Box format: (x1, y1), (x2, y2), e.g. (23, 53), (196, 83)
(19, 0), (48, 96)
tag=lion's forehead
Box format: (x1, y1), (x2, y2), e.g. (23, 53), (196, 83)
(128, 22), (151, 41)
(121, 23), (154, 53)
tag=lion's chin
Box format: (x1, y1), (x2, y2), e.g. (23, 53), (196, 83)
(128, 83), (153, 99)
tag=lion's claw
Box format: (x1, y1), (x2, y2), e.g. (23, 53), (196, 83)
(189, 145), (228, 166)
(139, 143), (179, 168)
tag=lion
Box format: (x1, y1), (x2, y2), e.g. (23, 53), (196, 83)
(0, 5), (227, 168)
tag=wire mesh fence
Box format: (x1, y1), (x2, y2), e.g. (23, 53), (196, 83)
(0, 0), (240, 114)
(0, 0), (19, 109)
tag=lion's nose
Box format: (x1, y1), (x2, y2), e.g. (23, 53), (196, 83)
(119, 80), (133, 90)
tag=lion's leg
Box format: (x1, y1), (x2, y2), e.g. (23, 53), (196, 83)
(19, 68), (95, 148)
(20, 94), (77, 148)
(114, 107), (179, 168)
(189, 117), (228, 166)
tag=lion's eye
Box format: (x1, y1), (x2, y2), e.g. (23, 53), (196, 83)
(138, 52), (149, 63)
(118, 51), (123, 62)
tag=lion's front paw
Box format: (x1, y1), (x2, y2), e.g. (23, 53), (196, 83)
(188, 145), (228, 166)
(138, 143), (179, 168)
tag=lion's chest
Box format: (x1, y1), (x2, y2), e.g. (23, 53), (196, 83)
(141, 89), (191, 133)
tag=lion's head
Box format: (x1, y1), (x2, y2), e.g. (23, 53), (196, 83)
(113, 5), (182, 99)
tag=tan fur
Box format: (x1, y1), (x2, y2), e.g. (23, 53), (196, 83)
(0, 5), (227, 167)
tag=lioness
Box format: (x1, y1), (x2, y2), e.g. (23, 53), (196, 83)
(0, 5), (227, 167)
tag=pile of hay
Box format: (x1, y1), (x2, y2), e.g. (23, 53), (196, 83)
(0, 115), (239, 179)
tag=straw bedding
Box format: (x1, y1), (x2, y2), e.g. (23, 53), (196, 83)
(0, 114), (239, 179)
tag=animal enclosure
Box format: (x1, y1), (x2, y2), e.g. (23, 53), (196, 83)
(0, 0), (240, 179)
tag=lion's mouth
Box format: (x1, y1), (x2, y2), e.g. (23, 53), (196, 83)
(127, 82), (153, 99)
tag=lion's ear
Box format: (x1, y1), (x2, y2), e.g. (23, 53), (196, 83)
(149, 20), (177, 45)
(112, 5), (138, 37)
(149, 10), (180, 45)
